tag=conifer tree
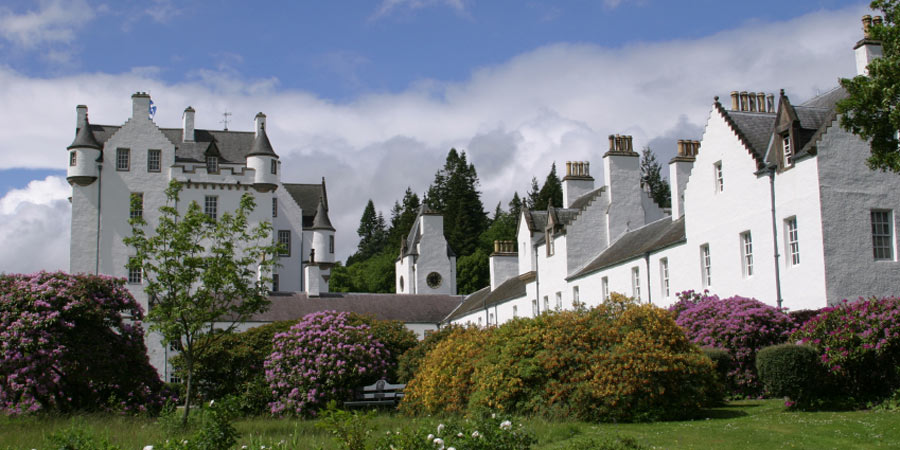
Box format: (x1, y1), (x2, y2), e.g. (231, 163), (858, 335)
(526, 177), (541, 209)
(535, 162), (563, 210)
(426, 149), (488, 256)
(640, 146), (672, 208)
(508, 192), (523, 219)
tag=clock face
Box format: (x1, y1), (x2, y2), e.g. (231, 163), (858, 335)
(426, 272), (442, 289)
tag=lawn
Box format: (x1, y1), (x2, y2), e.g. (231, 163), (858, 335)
(2, 399), (898, 449)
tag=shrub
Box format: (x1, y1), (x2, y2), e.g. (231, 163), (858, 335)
(395, 324), (460, 383)
(406, 293), (720, 422)
(373, 413), (535, 450)
(756, 343), (825, 408)
(792, 297), (900, 403)
(788, 309), (822, 331)
(346, 313), (418, 382)
(400, 326), (493, 415)
(0, 271), (168, 415)
(701, 347), (730, 402)
(171, 320), (295, 413)
(265, 310), (389, 416)
(670, 294), (793, 397)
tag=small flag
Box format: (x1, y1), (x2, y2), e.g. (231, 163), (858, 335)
(149, 99), (157, 120)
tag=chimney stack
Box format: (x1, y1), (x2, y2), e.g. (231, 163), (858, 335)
(669, 139), (699, 218)
(562, 160), (595, 207)
(255, 112), (267, 138)
(305, 263), (321, 297)
(855, 15), (884, 76)
(76, 105), (87, 131)
(131, 92), (151, 120)
(182, 106), (195, 142)
(730, 91), (739, 110)
(489, 240), (519, 290)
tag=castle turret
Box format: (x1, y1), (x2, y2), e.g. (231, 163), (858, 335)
(246, 112), (279, 192)
(311, 197), (335, 265)
(66, 105), (102, 186)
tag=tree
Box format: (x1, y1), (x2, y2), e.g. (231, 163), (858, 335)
(535, 162), (563, 210)
(388, 188), (421, 250)
(640, 146), (672, 208)
(525, 177), (540, 209)
(125, 180), (278, 425)
(349, 199), (388, 265)
(508, 192), (523, 220)
(426, 149), (489, 256)
(838, 1), (900, 172)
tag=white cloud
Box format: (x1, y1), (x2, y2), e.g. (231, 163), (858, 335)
(0, 0), (94, 48)
(371, 0), (467, 20)
(0, 6), (868, 268)
(0, 176), (71, 274)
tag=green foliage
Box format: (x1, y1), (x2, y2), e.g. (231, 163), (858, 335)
(170, 321), (295, 414)
(701, 347), (731, 402)
(125, 179), (278, 424)
(562, 435), (648, 450)
(457, 247), (490, 295)
(46, 423), (122, 450)
(426, 148), (489, 256)
(316, 401), (375, 450)
(534, 162), (563, 210)
(330, 250), (396, 293)
(396, 325), (461, 383)
(640, 147), (671, 208)
(373, 413), (536, 450)
(348, 199), (388, 266)
(387, 188), (421, 250)
(404, 295), (720, 422)
(837, 0), (900, 172)
(756, 344), (826, 409)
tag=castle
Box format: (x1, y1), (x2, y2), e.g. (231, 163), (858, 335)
(445, 16), (900, 326)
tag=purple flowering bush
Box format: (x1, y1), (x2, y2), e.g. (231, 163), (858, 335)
(792, 297), (900, 403)
(265, 310), (389, 416)
(0, 271), (168, 415)
(670, 291), (793, 397)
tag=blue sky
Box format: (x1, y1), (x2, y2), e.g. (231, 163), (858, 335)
(0, 0), (873, 272)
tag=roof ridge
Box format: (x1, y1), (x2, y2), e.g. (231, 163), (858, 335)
(714, 99), (766, 170)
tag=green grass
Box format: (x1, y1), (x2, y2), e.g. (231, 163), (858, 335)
(2, 400), (899, 449)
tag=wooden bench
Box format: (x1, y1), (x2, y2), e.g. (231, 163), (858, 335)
(343, 379), (405, 408)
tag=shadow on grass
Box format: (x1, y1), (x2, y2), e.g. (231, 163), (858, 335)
(695, 404), (755, 420)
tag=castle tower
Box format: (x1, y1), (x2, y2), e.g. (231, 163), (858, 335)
(246, 113), (280, 192)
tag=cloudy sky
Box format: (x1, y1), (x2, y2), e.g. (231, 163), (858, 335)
(0, 0), (873, 272)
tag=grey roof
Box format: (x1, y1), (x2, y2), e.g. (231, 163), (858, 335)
(248, 292), (464, 324)
(569, 216), (685, 280)
(247, 126), (278, 157)
(311, 198), (335, 231)
(283, 182), (329, 228)
(568, 187), (605, 211)
(522, 209), (548, 232)
(68, 118), (102, 150)
(716, 103), (776, 168)
(444, 271), (535, 322)
(88, 123), (268, 164)
(800, 86), (847, 109)
(795, 87), (847, 156)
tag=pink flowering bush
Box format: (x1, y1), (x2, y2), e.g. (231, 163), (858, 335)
(792, 297), (900, 403)
(0, 271), (168, 415)
(265, 310), (389, 416)
(670, 291), (793, 397)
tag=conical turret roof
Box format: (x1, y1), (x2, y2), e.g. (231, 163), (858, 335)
(311, 197), (335, 231)
(68, 115), (102, 150)
(247, 124), (278, 157)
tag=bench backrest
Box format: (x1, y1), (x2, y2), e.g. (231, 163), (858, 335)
(358, 379), (406, 399)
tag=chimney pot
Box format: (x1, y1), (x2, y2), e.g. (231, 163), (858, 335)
(566, 161), (572, 177)
(748, 94), (757, 112)
(730, 91), (739, 110)
(608, 134), (615, 151)
(874, 15), (883, 27)
(739, 91), (749, 111)
(255, 112), (267, 137)
(584, 161), (590, 176)
(757, 92), (766, 113)
(182, 106), (195, 142)
(766, 94), (775, 112)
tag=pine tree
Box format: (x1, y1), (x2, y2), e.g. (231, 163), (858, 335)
(525, 177), (540, 209)
(535, 162), (563, 210)
(640, 147), (672, 208)
(388, 187), (421, 251)
(508, 192), (523, 219)
(426, 149), (488, 256)
(348, 199), (387, 265)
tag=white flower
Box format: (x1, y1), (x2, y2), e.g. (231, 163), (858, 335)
(427, 433), (435, 440)
(500, 420), (512, 430)
(457, 432), (464, 437)
(182, 440), (189, 445)
(491, 413), (496, 419)
(437, 423), (445, 434)
(143, 446), (153, 450)
(433, 437), (445, 449)
(209, 399), (215, 407)
(448, 448), (456, 450)
(472, 430), (481, 438)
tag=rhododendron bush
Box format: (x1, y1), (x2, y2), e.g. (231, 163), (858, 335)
(0, 272), (167, 415)
(265, 310), (389, 416)
(792, 297), (900, 403)
(669, 291), (793, 397)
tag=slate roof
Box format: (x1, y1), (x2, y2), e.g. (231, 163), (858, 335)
(311, 199), (335, 231)
(248, 292), (464, 324)
(795, 87), (847, 156)
(283, 182), (329, 228)
(568, 187), (605, 211)
(716, 103), (776, 169)
(444, 271), (536, 322)
(569, 216), (685, 280)
(522, 209), (548, 232)
(246, 125), (278, 157)
(69, 117), (102, 150)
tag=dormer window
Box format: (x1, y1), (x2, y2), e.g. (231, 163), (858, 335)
(206, 156), (218, 173)
(782, 134), (793, 166)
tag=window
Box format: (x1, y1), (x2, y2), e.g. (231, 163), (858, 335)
(532, 299), (538, 316)
(872, 210), (895, 260)
(555, 292), (562, 309)
(206, 155), (218, 173)
(602, 277), (609, 301)
(130, 193), (143, 219)
(147, 149), (161, 172)
(272, 274), (279, 292)
(714, 161), (723, 192)
(659, 258), (670, 298)
(272, 198), (278, 217)
(489, 312), (495, 325)
(700, 244), (712, 287)
(513, 305), (518, 318)
(572, 286), (580, 306)
(741, 231), (754, 277)
(329, 235), (335, 254)
(278, 230), (291, 257)
(631, 267), (641, 300)
(543, 296), (549, 312)
(785, 217), (800, 266)
(547, 236), (555, 257)
(116, 148), (130, 171)
(204, 195), (218, 220)
(69, 151), (77, 167)
(270, 159), (278, 175)
(478, 317), (482, 326)
(169, 373), (182, 384)
(128, 258), (142, 284)
(782, 134), (793, 165)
